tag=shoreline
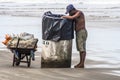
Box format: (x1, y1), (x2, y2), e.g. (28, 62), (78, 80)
(0, 3), (120, 80)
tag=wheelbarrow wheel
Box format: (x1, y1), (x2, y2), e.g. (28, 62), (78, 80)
(13, 54), (20, 66)
(27, 55), (31, 67)
(16, 59), (20, 66)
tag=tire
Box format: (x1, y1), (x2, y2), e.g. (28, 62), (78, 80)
(15, 59), (20, 66)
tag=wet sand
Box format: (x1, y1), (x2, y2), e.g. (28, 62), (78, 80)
(0, 50), (120, 80)
(0, 3), (120, 80)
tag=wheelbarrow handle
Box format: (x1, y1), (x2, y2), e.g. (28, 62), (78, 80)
(33, 39), (38, 49)
(16, 38), (20, 49)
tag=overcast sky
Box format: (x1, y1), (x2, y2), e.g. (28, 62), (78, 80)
(0, 0), (120, 4)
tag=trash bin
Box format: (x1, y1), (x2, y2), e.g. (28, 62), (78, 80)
(41, 11), (74, 68)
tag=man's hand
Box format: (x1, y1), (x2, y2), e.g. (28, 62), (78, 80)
(61, 11), (80, 19)
(61, 16), (66, 19)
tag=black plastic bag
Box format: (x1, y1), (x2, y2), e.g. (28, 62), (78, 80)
(42, 11), (74, 41)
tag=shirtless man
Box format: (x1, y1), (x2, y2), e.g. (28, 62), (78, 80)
(61, 4), (87, 68)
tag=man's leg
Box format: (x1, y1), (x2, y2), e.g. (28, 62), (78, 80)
(74, 51), (86, 68)
(74, 29), (87, 68)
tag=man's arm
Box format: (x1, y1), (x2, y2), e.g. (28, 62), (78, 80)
(61, 11), (80, 19)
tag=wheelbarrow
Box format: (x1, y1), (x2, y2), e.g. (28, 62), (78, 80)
(9, 38), (38, 67)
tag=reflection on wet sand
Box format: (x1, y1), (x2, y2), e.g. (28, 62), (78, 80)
(0, 3), (120, 80)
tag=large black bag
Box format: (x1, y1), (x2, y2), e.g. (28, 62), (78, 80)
(42, 11), (74, 41)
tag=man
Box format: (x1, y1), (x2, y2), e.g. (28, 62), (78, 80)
(61, 4), (87, 68)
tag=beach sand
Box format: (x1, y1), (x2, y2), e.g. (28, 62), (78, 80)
(0, 3), (120, 80)
(0, 50), (120, 80)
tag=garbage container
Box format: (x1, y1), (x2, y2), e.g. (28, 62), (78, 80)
(41, 11), (74, 68)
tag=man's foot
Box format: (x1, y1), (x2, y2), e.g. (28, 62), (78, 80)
(74, 63), (84, 68)
(74, 63), (80, 68)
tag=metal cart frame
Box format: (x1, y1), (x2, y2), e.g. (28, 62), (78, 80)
(9, 38), (38, 67)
